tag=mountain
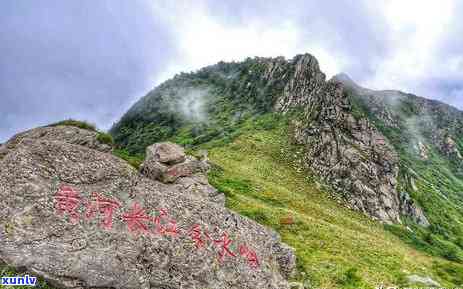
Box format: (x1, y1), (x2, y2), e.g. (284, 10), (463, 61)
(3, 53), (463, 288)
(110, 53), (463, 287)
(335, 73), (463, 253)
(112, 55), (405, 223)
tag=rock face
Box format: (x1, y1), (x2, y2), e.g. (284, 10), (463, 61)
(265, 55), (426, 224)
(0, 126), (296, 289)
(443, 136), (463, 160)
(335, 73), (463, 164)
(407, 275), (441, 287)
(399, 192), (430, 227)
(0, 125), (112, 158)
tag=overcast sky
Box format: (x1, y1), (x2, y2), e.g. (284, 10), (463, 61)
(1, 0), (462, 142)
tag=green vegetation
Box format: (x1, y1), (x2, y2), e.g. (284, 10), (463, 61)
(96, 132), (114, 145)
(0, 266), (53, 289)
(347, 89), (463, 265)
(18, 58), (462, 288)
(47, 119), (96, 131)
(198, 117), (463, 288)
(108, 57), (463, 287)
(112, 148), (143, 169)
(2, 115), (462, 288)
(110, 57), (291, 155)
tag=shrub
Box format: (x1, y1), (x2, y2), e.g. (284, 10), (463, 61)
(96, 132), (114, 145)
(112, 148), (144, 169)
(48, 119), (96, 131)
(337, 268), (365, 288)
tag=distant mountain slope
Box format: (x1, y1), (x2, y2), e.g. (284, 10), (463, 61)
(111, 54), (463, 265)
(334, 74), (463, 263)
(199, 120), (463, 288)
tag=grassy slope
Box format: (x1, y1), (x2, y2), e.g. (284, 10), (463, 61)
(348, 91), (463, 264)
(198, 118), (463, 288)
(2, 117), (463, 288)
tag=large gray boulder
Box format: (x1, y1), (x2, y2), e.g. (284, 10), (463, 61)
(0, 126), (296, 289)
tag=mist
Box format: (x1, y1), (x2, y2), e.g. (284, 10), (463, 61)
(172, 88), (210, 123)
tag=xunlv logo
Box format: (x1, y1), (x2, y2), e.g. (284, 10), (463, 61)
(1, 275), (37, 286)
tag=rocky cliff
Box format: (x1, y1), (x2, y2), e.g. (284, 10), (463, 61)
(333, 73), (463, 163)
(0, 125), (296, 289)
(112, 54), (431, 226)
(267, 55), (430, 225)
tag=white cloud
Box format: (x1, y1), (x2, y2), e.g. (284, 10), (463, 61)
(364, 0), (456, 91)
(146, 0), (462, 109)
(148, 1), (345, 84)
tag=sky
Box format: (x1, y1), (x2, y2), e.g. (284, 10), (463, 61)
(1, 0), (462, 142)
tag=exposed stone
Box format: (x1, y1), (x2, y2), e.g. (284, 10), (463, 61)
(147, 142), (186, 165)
(407, 275), (440, 287)
(417, 141), (429, 160)
(141, 143), (210, 184)
(0, 126), (296, 289)
(271, 55), (401, 223)
(399, 192), (430, 227)
(1, 125), (112, 155)
(162, 157), (209, 183)
(261, 54), (429, 225)
(443, 136), (462, 159)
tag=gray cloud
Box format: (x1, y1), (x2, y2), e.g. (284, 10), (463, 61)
(199, 0), (391, 78)
(0, 0), (177, 142)
(1, 0), (462, 142)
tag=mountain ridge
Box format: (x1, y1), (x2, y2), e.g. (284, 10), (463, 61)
(111, 53), (463, 266)
(111, 53), (434, 225)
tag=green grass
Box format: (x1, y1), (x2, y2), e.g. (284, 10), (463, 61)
(197, 119), (463, 288)
(96, 132), (114, 145)
(47, 119), (96, 131)
(112, 148), (144, 169)
(4, 115), (463, 288)
(0, 266), (53, 289)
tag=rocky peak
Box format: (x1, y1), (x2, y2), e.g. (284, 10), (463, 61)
(331, 73), (358, 89)
(274, 54), (326, 112)
(0, 125), (296, 289)
(268, 62), (429, 225)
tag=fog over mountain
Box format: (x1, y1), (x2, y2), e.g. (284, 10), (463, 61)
(1, 0), (462, 142)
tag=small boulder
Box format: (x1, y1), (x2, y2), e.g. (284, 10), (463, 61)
(162, 157), (209, 183)
(407, 275), (440, 287)
(147, 142), (186, 165)
(141, 143), (209, 184)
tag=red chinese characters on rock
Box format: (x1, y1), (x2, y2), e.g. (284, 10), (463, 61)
(209, 232), (237, 263)
(238, 244), (260, 269)
(53, 185), (260, 269)
(54, 185), (82, 224)
(121, 202), (151, 235)
(186, 224), (260, 269)
(188, 224), (207, 249)
(85, 192), (121, 230)
(153, 208), (179, 237)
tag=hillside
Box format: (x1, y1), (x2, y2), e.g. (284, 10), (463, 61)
(335, 75), (463, 262)
(109, 54), (463, 287)
(202, 117), (463, 288)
